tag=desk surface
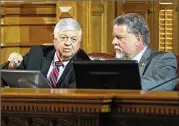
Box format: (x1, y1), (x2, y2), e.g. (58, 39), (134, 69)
(1, 88), (179, 100)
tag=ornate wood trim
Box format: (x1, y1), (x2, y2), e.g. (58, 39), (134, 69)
(1, 42), (53, 47)
(114, 103), (179, 116)
(1, 88), (179, 126)
(2, 102), (111, 113)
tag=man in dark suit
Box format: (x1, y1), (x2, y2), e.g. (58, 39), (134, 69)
(112, 13), (177, 90)
(7, 18), (90, 88)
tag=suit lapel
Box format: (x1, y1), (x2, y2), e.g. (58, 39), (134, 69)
(139, 47), (152, 76)
(55, 48), (90, 88)
(40, 49), (55, 79)
(56, 61), (72, 88)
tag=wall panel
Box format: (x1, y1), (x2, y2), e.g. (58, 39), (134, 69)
(1, 0), (178, 64)
(1, 1), (56, 63)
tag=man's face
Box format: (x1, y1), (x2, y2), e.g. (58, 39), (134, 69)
(112, 24), (138, 60)
(53, 30), (81, 61)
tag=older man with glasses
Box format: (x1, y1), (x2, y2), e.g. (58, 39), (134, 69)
(7, 18), (90, 88)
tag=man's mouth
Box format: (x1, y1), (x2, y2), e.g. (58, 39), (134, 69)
(114, 48), (122, 52)
(63, 48), (71, 52)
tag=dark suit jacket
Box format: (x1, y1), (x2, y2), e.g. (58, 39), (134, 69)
(138, 47), (177, 91)
(17, 46), (91, 88)
(113, 47), (177, 91)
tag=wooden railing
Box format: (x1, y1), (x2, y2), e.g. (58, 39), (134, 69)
(1, 88), (179, 126)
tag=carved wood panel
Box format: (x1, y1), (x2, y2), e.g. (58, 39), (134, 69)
(1, 113), (101, 126)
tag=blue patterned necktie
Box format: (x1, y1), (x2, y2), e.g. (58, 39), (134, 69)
(49, 61), (63, 87)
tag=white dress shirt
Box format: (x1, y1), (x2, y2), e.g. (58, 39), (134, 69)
(47, 53), (69, 81)
(132, 46), (147, 62)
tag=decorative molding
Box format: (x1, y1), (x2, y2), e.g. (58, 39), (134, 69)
(1, 103), (110, 113)
(1, 42), (53, 47)
(2, 88), (179, 126)
(9, 117), (29, 126)
(91, 3), (104, 15)
(56, 2), (77, 20)
(58, 6), (73, 18)
(115, 105), (179, 116)
(59, 7), (72, 12)
(1, 115), (99, 126)
(113, 99), (179, 116)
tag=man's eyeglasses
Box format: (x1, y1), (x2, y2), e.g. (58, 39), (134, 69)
(58, 34), (79, 43)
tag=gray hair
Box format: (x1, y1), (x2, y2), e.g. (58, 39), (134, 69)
(54, 18), (82, 40)
(113, 13), (150, 46)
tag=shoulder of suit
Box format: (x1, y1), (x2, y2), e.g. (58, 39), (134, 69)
(151, 50), (176, 59)
(73, 48), (90, 60)
(30, 45), (54, 52)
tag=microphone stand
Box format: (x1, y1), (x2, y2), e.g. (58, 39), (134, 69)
(147, 76), (179, 91)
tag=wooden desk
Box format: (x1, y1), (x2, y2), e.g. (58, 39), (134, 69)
(1, 88), (179, 126)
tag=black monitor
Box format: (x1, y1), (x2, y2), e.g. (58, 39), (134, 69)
(72, 60), (141, 90)
(1, 69), (52, 88)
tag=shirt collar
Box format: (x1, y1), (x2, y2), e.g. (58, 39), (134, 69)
(132, 46), (147, 62)
(53, 53), (69, 67)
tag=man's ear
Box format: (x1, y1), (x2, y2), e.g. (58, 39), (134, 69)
(51, 33), (55, 40)
(136, 35), (143, 42)
(135, 35), (143, 48)
(78, 37), (82, 44)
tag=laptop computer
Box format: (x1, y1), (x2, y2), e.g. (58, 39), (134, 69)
(1, 69), (52, 88)
(72, 60), (141, 90)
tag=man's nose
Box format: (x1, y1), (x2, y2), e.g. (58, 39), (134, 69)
(64, 39), (72, 45)
(112, 38), (118, 45)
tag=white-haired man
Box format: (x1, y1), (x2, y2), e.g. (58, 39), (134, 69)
(7, 18), (90, 88)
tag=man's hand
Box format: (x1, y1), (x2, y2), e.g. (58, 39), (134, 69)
(8, 52), (23, 69)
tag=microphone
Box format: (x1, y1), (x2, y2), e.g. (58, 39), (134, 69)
(147, 75), (179, 91)
(17, 78), (39, 88)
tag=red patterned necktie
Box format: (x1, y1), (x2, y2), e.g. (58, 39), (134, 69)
(49, 61), (63, 87)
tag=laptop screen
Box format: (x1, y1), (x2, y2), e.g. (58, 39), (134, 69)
(1, 69), (52, 88)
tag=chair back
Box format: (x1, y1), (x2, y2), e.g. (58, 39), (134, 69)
(88, 52), (114, 60)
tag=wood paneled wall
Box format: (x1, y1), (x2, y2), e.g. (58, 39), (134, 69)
(116, 0), (179, 55)
(1, 0), (179, 64)
(1, 1), (115, 63)
(1, 2), (56, 63)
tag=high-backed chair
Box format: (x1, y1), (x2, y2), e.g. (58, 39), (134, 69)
(88, 52), (115, 60)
